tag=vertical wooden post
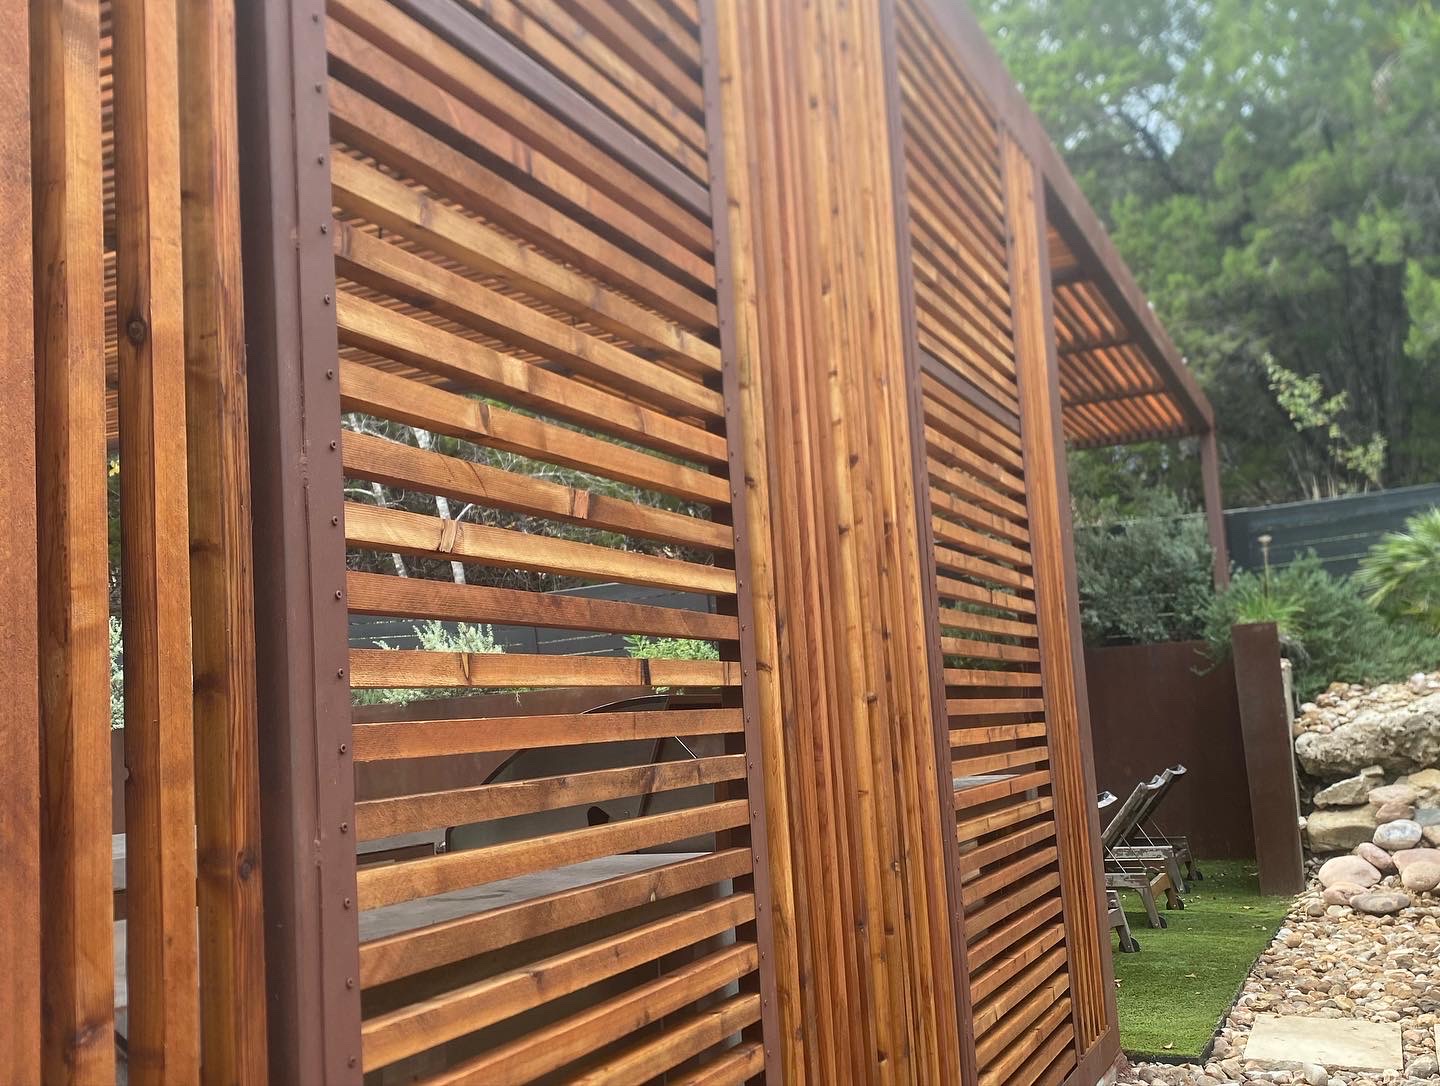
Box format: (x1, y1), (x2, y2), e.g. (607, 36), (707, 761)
(699, 2), (801, 1081)
(1232, 623), (1306, 896)
(1200, 427), (1231, 588)
(1002, 131), (1120, 1073)
(179, 0), (270, 1080)
(32, 0), (116, 1080)
(713, 1), (964, 1080)
(1, 6), (40, 1078)
(235, 0), (363, 1080)
(113, 0), (202, 1076)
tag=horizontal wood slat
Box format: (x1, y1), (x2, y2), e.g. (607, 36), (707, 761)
(361, 894), (755, 1071)
(358, 848), (751, 987)
(355, 753), (746, 840)
(351, 707), (744, 763)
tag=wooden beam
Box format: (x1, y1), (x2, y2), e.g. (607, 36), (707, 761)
(1001, 129), (1118, 1067)
(0, 6), (39, 1077)
(32, 1), (116, 1080)
(700, 3), (798, 1081)
(178, 0), (269, 1079)
(113, 0), (203, 1075)
(1200, 427), (1231, 588)
(235, 0), (363, 1079)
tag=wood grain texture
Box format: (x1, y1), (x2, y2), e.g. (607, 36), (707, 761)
(113, 0), (202, 1074)
(32, 1), (117, 1079)
(178, 0), (269, 1079)
(715, 0), (965, 1080)
(0, 7), (39, 1077)
(1003, 128), (1115, 1060)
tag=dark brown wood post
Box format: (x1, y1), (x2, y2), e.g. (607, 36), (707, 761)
(1201, 428), (1231, 588)
(1232, 623), (1306, 896)
(235, 0), (363, 1080)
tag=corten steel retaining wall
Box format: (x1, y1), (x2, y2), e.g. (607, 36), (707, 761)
(1085, 641), (1257, 859)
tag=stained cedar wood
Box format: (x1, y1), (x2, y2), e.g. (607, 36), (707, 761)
(361, 895), (755, 1072)
(340, 430), (732, 550)
(327, 153), (720, 374)
(113, 0), (203, 1075)
(342, 501), (735, 594)
(234, 0), (363, 1079)
(358, 848), (751, 987)
(332, 284), (724, 448)
(357, 799), (751, 909)
(345, 570), (737, 641)
(33, 1), (117, 1080)
(350, 706), (741, 761)
(701, 0), (799, 1079)
(354, 753), (746, 840)
(177, 0), (269, 1078)
(427, 945), (760, 1085)
(450, 0), (709, 175)
(0, 7), (39, 1077)
(324, 17), (712, 284)
(880, 0), (979, 1077)
(327, 0), (712, 250)
(1003, 129), (1116, 1062)
(717, 0), (966, 1080)
(326, 83), (718, 329)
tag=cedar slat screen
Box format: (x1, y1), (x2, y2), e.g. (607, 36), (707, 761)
(323, 1), (767, 1080)
(4, 0), (1147, 1081)
(898, 0), (1111, 1082)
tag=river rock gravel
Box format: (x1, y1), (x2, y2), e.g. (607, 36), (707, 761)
(1116, 872), (1440, 1086)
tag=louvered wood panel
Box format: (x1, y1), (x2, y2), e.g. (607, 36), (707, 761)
(898, 1), (1094, 1082)
(323, 2), (775, 1080)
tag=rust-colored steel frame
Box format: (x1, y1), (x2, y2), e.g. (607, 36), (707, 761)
(236, 0), (363, 1080)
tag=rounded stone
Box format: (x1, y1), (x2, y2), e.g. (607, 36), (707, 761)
(1393, 847), (1440, 872)
(1318, 854), (1383, 889)
(1408, 1056), (1439, 1078)
(1375, 800), (1416, 823)
(1401, 861), (1440, 893)
(1323, 882), (1367, 905)
(1369, 782), (1420, 807)
(1356, 842), (1399, 873)
(1351, 890), (1411, 915)
(1374, 819), (1424, 851)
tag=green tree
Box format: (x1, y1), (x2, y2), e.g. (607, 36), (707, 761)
(979, 0), (1440, 503)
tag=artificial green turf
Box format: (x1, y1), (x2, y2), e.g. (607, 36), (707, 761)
(1112, 860), (1292, 1061)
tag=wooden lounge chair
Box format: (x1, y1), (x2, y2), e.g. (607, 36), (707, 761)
(1112, 764), (1201, 886)
(1100, 777), (1181, 929)
(1108, 889), (1139, 953)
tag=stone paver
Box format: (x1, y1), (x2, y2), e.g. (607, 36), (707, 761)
(1243, 1015), (1402, 1071)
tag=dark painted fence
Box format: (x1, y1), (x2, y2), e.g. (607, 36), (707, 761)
(1225, 483), (1440, 578)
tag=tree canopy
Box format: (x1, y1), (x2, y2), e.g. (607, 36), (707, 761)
(977, 0), (1440, 504)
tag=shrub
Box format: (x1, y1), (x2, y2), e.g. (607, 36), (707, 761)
(1357, 507), (1440, 633)
(624, 635), (719, 661)
(353, 620), (502, 707)
(1073, 488), (1214, 646)
(1205, 553), (1440, 700)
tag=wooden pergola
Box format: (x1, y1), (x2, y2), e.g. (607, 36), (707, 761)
(3, 1), (1222, 1084)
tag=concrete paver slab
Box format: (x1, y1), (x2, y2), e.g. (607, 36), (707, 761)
(1243, 1014), (1402, 1070)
